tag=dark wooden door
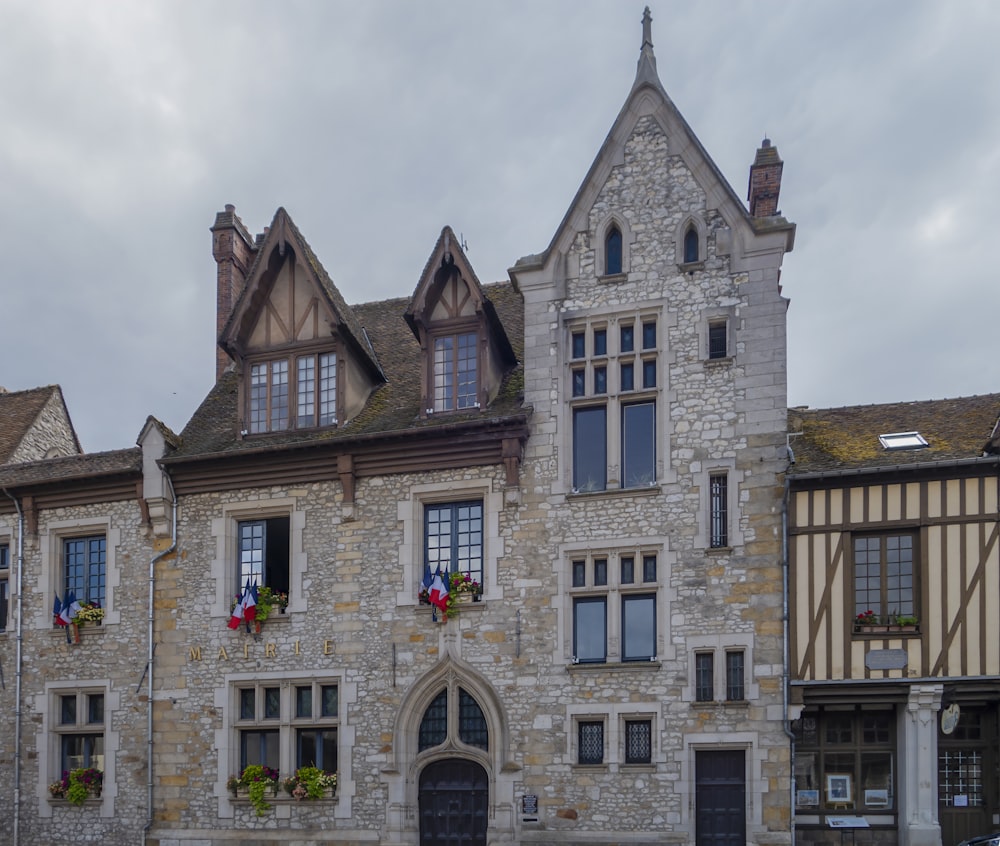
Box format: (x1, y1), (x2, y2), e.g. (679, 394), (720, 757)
(939, 707), (997, 846)
(696, 750), (746, 846)
(418, 759), (488, 846)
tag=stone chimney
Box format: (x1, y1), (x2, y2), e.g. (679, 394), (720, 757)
(211, 204), (256, 380)
(747, 138), (784, 218)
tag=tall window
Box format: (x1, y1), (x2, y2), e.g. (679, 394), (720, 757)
(571, 552), (658, 664)
(793, 708), (895, 813)
(235, 680), (339, 774)
(56, 690), (105, 774)
(433, 332), (478, 412)
(237, 517), (290, 595)
(0, 543), (9, 633)
(64, 536), (105, 607)
(726, 650), (745, 701)
(695, 652), (714, 701)
(569, 317), (657, 492)
(709, 473), (729, 548)
(418, 686), (489, 752)
(624, 719), (652, 764)
(249, 352), (337, 434)
(683, 226), (699, 263)
(578, 720), (605, 765)
(854, 534), (915, 620)
(708, 320), (728, 359)
(605, 226), (623, 275)
(425, 501), (483, 584)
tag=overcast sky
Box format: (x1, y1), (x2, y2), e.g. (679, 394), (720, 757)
(2, 1), (998, 453)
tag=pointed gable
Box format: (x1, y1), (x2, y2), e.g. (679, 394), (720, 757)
(405, 227), (516, 418)
(218, 208), (383, 435)
(0, 385), (81, 463)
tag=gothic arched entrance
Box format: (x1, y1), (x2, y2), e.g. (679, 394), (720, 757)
(418, 758), (488, 846)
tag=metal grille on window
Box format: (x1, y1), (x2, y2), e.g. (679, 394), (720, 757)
(625, 720), (652, 764)
(419, 690), (448, 751)
(458, 689), (489, 750)
(578, 721), (604, 765)
(939, 750), (983, 807)
(710, 474), (728, 548)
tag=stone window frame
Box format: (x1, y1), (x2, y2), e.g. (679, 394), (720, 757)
(0, 537), (9, 635)
(565, 308), (663, 494)
(212, 496), (306, 618)
(561, 543), (665, 668)
(395, 477), (504, 607)
(595, 213), (633, 281)
(621, 711), (658, 768)
(679, 735), (761, 839)
(676, 214), (707, 271)
(565, 703), (662, 770)
(683, 635), (759, 704)
(696, 459), (744, 550)
(41, 517), (121, 630)
(216, 669), (356, 819)
(699, 306), (737, 363)
(39, 679), (119, 817)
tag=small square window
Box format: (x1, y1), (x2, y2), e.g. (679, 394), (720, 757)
(878, 432), (928, 450)
(578, 721), (604, 765)
(625, 719), (652, 764)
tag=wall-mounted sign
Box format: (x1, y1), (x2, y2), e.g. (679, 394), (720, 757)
(522, 794), (538, 820)
(941, 703), (961, 735)
(865, 649), (908, 671)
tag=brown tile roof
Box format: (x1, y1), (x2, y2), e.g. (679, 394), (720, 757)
(0, 448), (141, 489)
(0, 385), (79, 464)
(169, 281), (525, 460)
(788, 393), (1000, 476)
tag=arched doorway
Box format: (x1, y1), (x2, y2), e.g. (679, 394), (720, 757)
(418, 758), (488, 846)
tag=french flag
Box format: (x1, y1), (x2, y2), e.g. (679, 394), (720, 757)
(427, 568), (449, 613)
(58, 592), (81, 626)
(54, 594), (67, 627)
(228, 580), (258, 630)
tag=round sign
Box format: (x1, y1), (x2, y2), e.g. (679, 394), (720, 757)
(941, 703), (961, 735)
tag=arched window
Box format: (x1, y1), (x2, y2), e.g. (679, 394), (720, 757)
(683, 226), (699, 263)
(418, 687), (489, 752)
(605, 226), (623, 275)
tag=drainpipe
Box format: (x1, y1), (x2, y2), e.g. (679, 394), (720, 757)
(781, 472), (796, 846)
(4, 490), (25, 846)
(142, 474), (177, 846)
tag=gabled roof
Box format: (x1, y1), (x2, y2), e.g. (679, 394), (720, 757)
(0, 385), (81, 464)
(512, 7), (793, 274)
(788, 393), (1000, 477)
(169, 281), (525, 460)
(219, 207), (383, 380)
(405, 226), (516, 367)
(0, 448), (141, 490)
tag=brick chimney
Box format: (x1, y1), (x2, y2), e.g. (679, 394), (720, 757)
(747, 138), (784, 218)
(211, 204), (256, 380)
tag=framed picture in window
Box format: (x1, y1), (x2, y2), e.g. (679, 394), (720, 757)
(826, 774), (852, 804)
(865, 789), (889, 807)
(796, 789), (820, 807)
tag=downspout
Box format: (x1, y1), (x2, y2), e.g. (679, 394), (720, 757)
(142, 473), (177, 846)
(4, 490), (25, 846)
(781, 467), (796, 846)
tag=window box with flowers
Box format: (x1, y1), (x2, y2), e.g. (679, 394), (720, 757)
(854, 610), (887, 633)
(227, 764), (280, 816)
(49, 767), (103, 805)
(450, 572), (482, 606)
(229, 586), (288, 633)
(282, 766), (338, 801)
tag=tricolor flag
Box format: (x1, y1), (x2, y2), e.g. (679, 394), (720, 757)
(228, 580), (258, 630)
(54, 594), (67, 627)
(427, 568), (449, 613)
(58, 592), (81, 627)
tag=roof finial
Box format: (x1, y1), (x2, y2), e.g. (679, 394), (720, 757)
(634, 6), (658, 85)
(642, 6), (653, 49)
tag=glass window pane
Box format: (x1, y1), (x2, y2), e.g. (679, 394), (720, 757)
(239, 688), (255, 721)
(625, 720), (652, 764)
(709, 323), (727, 358)
(572, 369), (586, 397)
(695, 653), (714, 701)
(710, 474), (728, 548)
(642, 359), (656, 389)
(726, 651), (745, 700)
(861, 752), (893, 809)
(573, 407), (607, 492)
(297, 354), (316, 427)
(419, 690), (448, 751)
(296, 686), (312, 719)
(297, 729), (317, 769)
(620, 362), (634, 391)
(622, 594), (655, 661)
(319, 352), (337, 425)
(319, 729), (338, 773)
(594, 559), (607, 586)
(87, 694), (104, 724)
(574, 597), (607, 663)
(593, 329), (607, 357)
(321, 685), (338, 718)
(264, 687), (280, 720)
(456, 332), (478, 409)
(61, 695), (77, 725)
(270, 360), (289, 431)
(458, 688), (489, 750)
(620, 325), (634, 353)
(642, 554), (657, 582)
(605, 227), (622, 275)
(642, 322), (656, 349)
(572, 560), (586, 588)
(571, 332), (585, 359)
(622, 402), (655, 488)
(594, 366), (607, 394)
(621, 556), (634, 584)
(579, 721), (604, 764)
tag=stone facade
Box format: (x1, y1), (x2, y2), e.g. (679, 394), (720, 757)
(0, 11), (796, 846)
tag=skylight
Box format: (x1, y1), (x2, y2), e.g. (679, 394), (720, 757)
(878, 431), (928, 451)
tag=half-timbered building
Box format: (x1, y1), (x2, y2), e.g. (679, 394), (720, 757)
(787, 395), (1000, 846)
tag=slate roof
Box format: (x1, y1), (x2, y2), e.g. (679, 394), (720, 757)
(169, 281), (525, 461)
(0, 448), (141, 489)
(0, 385), (79, 464)
(788, 393), (1000, 476)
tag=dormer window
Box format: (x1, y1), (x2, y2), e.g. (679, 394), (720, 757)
(433, 332), (479, 412)
(249, 351), (338, 434)
(605, 226), (623, 275)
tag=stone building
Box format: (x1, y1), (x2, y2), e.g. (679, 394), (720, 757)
(787, 395), (1000, 846)
(0, 9), (796, 846)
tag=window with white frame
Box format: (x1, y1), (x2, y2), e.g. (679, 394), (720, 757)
(248, 351), (338, 434)
(570, 551), (658, 664)
(432, 331), (479, 412)
(0, 542), (9, 633)
(55, 689), (105, 774)
(569, 317), (658, 492)
(234, 680), (339, 774)
(237, 516), (290, 596)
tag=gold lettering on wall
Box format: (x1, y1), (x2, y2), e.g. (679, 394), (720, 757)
(323, 640), (334, 655)
(244, 643), (250, 659)
(295, 640), (300, 655)
(184, 639), (335, 661)
(218, 647), (229, 661)
(188, 646), (202, 661)
(265, 643), (276, 658)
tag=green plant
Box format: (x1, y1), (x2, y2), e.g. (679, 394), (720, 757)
(255, 586), (288, 623)
(855, 610), (879, 625)
(73, 603), (105, 626)
(236, 764), (279, 816)
(282, 766), (337, 800)
(894, 614), (918, 626)
(55, 767), (103, 805)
